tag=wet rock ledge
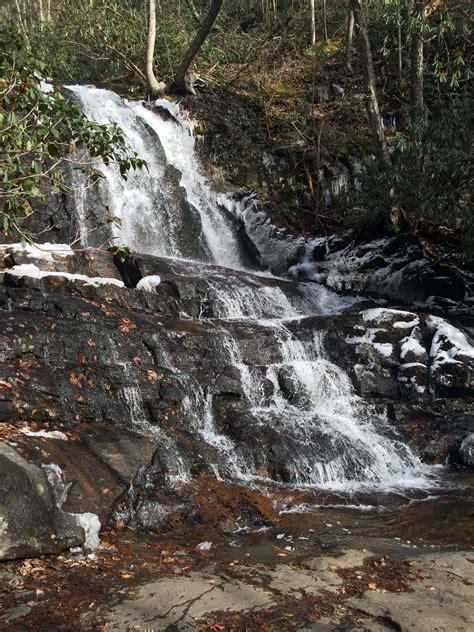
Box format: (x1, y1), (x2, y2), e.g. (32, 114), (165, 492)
(1, 243), (473, 560)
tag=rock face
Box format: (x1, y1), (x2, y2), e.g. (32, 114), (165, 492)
(235, 204), (472, 319)
(0, 443), (83, 560)
(1, 244), (473, 560)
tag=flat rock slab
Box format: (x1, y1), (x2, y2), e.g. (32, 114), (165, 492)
(103, 550), (474, 632)
(347, 551), (474, 632)
(105, 571), (276, 631)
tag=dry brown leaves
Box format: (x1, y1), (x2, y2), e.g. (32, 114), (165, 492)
(118, 317), (136, 332)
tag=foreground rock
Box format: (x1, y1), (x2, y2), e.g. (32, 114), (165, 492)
(105, 550), (474, 632)
(1, 531), (472, 631)
(0, 444), (83, 560)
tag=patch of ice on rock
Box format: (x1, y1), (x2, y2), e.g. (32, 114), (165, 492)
(8, 264), (124, 288)
(21, 427), (68, 440)
(1, 242), (74, 260)
(72, 513), (101, 550)
(196, 541), (212, 552)
(136, 275), (162, 292)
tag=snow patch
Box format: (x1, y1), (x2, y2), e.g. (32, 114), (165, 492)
(21, 427), (68, 440)
(362, 308), (419, 326)
(345, 329), (393, 358)
(2, 242), (74, 261)
(136, 275), (162, 292)
(8, 264), (124, 288)
(428, 316), (474, 369)
(73, 513), (101, 550)
(400, 336), (427, 362)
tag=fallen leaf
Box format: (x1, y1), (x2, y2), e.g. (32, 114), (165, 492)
(368, 582), (377, 590)
(118, 318), (136, 332)
(69, 373), (84, 388)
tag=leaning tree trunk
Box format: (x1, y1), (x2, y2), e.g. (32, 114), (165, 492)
(345, 3), (354, 71)
(170, 0), (223, 95)
(351, 0), (390, 164)
(145, 0), (163, 97)
(410, 0), (425, 124)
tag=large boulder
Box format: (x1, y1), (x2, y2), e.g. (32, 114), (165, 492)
(428, 316), (474, 396)
(456, 433), (474, 469)
(0, 443), (83, 560)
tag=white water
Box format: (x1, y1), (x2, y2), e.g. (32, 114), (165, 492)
(198, 323), (433, 491)
(67, 86), (246, 268)
(67, 85), (436, 492)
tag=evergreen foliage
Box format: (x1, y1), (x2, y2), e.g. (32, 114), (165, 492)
(0, 27), (145, 241)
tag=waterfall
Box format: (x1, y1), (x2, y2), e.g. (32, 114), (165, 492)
(199, 322), (431, 491)
(66, 85), (435, 492)
(67, 85), (248, 269)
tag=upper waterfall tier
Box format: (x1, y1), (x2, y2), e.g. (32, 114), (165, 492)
(67, 85), (257, 270)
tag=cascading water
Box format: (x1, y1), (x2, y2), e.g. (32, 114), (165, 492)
(67, 85), (248, 269)
(68, 85), (435, 492)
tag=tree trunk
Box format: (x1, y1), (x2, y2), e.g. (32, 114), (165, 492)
(322, 0), (328, 41)
(351, 0), (389, 164)
(410, 0), (425, 123)
(397, 15), (403, 85)
(38, 0), (44, 29)
(15, 0), (27, 33)
(170, 0), (223, 94)
(310, 0), (316, 45)
(145, 0), (163, 97)
(345, 3), (354, 71)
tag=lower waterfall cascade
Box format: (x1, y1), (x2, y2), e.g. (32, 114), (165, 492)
(61, 85), (438, 492)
